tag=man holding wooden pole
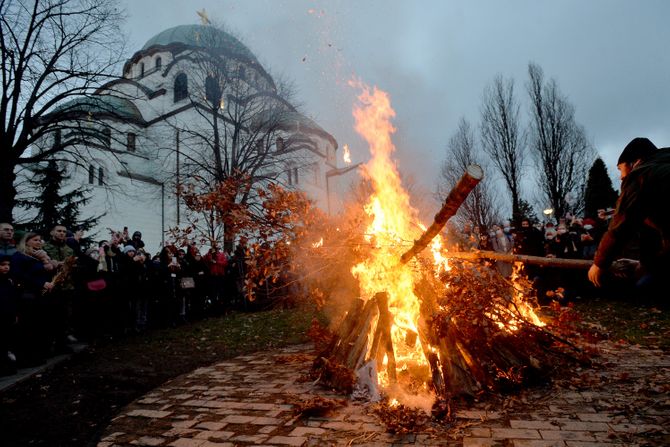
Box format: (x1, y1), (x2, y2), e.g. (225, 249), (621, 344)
(587, 138), (670, 302)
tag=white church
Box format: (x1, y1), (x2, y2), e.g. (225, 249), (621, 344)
(35, 24), (352, 252)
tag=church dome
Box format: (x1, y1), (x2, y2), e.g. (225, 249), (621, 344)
(142, 24), (257, 62)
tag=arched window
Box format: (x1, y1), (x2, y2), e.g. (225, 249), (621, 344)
(155, 57), (162, 70)
(88, 165), (95, 184)
(53, 129), (61, 148)
(101, 128), (111, 148)
(174, 73), (188, 102)
(276, 136), (284, 152)
(127, 133), (136, 152)
(140, 62), (145, 77)
(205, 76), (221, 106)
(98, 167), (104, 186)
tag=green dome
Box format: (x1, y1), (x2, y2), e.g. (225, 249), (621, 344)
(53, 95), (145, 123)
(142, 24), (257, 62)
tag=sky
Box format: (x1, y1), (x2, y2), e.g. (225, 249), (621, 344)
(122, 0), (670, 215)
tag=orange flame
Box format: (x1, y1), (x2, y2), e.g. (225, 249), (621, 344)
(349, 79), (427, 385)
(347, 78), (543, 394)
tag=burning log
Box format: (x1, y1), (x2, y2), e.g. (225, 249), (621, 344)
(446, 250), (593, 269)
(400, 164), (483, 264)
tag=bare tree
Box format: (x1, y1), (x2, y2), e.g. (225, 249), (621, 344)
(161, 24), (317, 247)
(438, 117), (500, 231)
(0, 0), (125, 222)
(480, 74), (525, 223)
(526, 62), (594, 218)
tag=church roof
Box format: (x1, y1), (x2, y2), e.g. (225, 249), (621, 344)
(52, 95), (145, 124)
(142, 24), (257, 62)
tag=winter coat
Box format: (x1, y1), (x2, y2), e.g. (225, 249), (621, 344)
(595, 148), (670, 271)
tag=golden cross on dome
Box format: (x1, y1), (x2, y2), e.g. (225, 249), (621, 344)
(196, 9), (211, 25)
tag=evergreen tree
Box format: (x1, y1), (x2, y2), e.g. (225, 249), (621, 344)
(516, 199), (540, 224)
(584, 158), (618, 219)
(18, 160), (100, 236)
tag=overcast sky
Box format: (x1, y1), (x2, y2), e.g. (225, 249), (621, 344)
(122, 0), (670, 214)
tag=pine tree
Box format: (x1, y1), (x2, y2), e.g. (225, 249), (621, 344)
(18, 159), (100, 236)
(584, 158), (618, 219)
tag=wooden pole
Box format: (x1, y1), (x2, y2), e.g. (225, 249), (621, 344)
(446, 250), (593, 269)
(400, 165), (483, 264)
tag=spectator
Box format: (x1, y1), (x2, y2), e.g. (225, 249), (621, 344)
(43, 224), (77, 348)
(0, 255), (18, 375)
(0, 223), (17, 257)
(11, 232), (55, 366)
(204, 245), (229, 310)
(118, 245), (148, 332)
(491, 224), (514, 277)
(127, 231), (145, 251)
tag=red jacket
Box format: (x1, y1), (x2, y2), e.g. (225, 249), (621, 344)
(204, 251), (228, 276)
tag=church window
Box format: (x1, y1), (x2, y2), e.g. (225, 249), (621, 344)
(53, 129), (61, 148)
(287, 168), (293, 185)
(88, 165), (95, 184)
(174, 73), (188, 102)
(205, 76), (221, 106)
(140, 62), (145, 77)
(293, 167), (299, 185)
(276, 136), (284, 152)
(127, 132), (136, 152)
(98, 167), (104, 186)
(155, 57), (162, 69)
(101, 128), (111, 148)
(238, 65), (246, 79)
(256, 140), (263, 155)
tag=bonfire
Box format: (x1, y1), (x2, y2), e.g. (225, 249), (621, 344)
(309, 80), (588, 419)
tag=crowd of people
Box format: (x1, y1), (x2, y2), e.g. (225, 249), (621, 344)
(0, 223), (248, 376)
(451, 211), (615, 302)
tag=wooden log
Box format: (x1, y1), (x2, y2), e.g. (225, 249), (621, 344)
(328, 298), (364, 358)
(332, 300), (376, 365)
(375, 292), (397, 383)
(400, 165), (483, 264)
(344, 298), (379, 369)
(445, 250), (593, 269)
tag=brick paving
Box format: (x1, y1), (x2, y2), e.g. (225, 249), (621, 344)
(98, 341), (670, 446)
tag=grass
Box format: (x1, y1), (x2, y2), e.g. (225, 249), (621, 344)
(571, 298), (670, 350)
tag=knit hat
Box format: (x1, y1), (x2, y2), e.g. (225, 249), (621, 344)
(122, 245), (137, 254)
(617, 137), (657, 165)
(132, 231), (142, 238)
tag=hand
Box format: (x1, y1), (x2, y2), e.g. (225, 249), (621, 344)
(44, 262), (55, 272)
(43, 282), (54, 291)
(588, 264), (602, 287)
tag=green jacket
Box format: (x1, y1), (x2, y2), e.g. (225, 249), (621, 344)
(594, 148), (670, 270)
(44, 240), (74, 262)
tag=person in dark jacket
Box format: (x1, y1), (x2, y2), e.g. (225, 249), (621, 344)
(588, 138), (670, 302)
(11, 233), (55, 365)
(0, 255), (18, 375)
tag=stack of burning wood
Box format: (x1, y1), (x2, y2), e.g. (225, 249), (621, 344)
(311, 165), (588, 405)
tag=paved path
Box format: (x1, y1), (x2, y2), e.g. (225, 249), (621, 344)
(98, 341), (670, 446)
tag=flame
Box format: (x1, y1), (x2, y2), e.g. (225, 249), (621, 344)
(347, 78), (543, 395)
(312, 237), (324, 248)
(343, 144), (352, 164)
(349, 79), (427, 386)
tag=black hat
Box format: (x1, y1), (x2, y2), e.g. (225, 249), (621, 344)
(617, 137), (657, 165)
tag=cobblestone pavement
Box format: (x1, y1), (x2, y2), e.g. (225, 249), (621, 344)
(98, 341), (670, 447)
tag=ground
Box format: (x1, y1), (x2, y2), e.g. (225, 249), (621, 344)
(0, 299), (667, 447)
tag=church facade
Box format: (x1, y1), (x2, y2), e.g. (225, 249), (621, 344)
(35, 24), (340, 252)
